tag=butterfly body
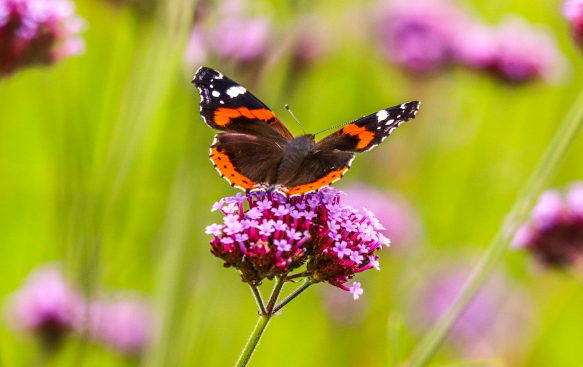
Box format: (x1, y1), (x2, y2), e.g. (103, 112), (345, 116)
(193, 66), (420, 197)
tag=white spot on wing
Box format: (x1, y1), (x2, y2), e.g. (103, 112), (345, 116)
(227, 86), (246, 98)
(376, 110), (389, 122)
(212, 91), (220, 97)
(220, 100), (224, 104)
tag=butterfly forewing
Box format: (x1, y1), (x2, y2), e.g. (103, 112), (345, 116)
(316, 101), (420, 152)
(192, 67), (293, 141)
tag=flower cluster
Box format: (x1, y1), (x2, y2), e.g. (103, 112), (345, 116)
(512, 182), (583, 268)
(206, 188), (389, 298)
(5, 264), (151, 355)
(454, 18), (564, 83)
(88, 295), (151, 355)
(375, 0), (565, 82)
(564, 0), (583, 51)
(0, 0), (85, 77)
(5, 265), (83, 347)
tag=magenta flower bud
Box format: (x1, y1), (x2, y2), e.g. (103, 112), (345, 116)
(511, 182), (583, 267)
(563, 0), (583, 51)
(89, 295), (151, 355)
(206, 188), (387, 296)
(210, 16), (270, 63)
(5, 265), (83, 347)
(0, 0), (86, 77)
(375, 0), (469, 72)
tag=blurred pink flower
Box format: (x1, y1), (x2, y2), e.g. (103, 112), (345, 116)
(563, 0), (583, 51)
(184, 24), (208, 68)
(455, 17), (566, 83)
(375, 0), (469, 72)
(5, 265), (83, 346)
(210, 16), (271, 63)
(291, 14), (330, 66)
(0, 0), (86, 77)
(512, 182), (583, 268)
(89, 295), (152, 355)
(411, 266), (532, 357)
(340, 183), (422, 250)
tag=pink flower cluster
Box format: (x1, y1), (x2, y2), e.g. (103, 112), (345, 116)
(5, 265), (151, 355)
(206, 188), (389, 297)
(375, 0), (565, 82)
(513, 182), (583, 267)
(0, 0), (85, 77)
(564, 0), (583, 51)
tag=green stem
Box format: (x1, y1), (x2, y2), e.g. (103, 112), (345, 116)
(407, 87), (583, 367)
(272, 278), (316, 314)
(286, 270), (312, 280)
(235, 316), (271, 367)
(265, 277), (285, 315)
(250, 285), (267, 315)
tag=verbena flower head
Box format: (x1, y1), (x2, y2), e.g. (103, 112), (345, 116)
(88, 294), (151, 355)
(455, 17), (565, 83)
(206, 188), (388, 296)
(563, 0), (583, 51)
(0, 0), (85, 77)
(512, 182), (583, 267)
(375, 0), (469, 72)
(5, 265), (83, 346)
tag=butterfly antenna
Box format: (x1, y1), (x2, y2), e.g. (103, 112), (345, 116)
(285, 104), (307, 135)
(314, 120), (352, 137)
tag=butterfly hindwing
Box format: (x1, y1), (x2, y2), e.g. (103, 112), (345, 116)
(192, 67), (293, 142)
(210, 133), (285, 190)
(316, 101), (420, 152)
(276, 150), (356, 196)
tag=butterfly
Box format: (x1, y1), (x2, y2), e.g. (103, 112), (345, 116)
(192, 66), (420, 197)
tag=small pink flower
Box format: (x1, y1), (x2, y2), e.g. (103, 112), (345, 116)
(0, 0), (86, 77)
(349, 282), (363, 300)
(5, 265), (84, 346)
(511, 182), (583, 267)
(89, 295), (151, 355)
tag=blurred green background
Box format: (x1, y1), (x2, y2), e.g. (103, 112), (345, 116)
(2, 0), (583, 365)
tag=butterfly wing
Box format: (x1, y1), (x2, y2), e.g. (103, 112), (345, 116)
(275, 150), (355, 196)
(316, 101), (420, 152)
(210, 133), (284, 190)
(192, 66), (293, 142)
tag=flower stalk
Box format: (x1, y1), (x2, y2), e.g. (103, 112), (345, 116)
(407, 87), (583, 367)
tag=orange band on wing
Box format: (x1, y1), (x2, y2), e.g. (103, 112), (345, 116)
(285, 167), (349, 196)
(341, 123), (375, 150)
(213, 107), (278, 126)
(210, 147), (256, 190)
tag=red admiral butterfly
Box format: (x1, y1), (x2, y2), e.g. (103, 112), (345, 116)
(192, 66), (420, 197)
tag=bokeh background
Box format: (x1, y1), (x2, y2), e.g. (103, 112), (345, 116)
(1, 0), (583, 365)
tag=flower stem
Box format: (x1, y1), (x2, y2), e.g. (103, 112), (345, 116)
(265, 276), (285, 315)
(407, 87), (583, 367)
(286, 270), (312, 280)
(249, 285), (267, 315)
(235, 315), (271, 367)
(272, 278), (316, 314)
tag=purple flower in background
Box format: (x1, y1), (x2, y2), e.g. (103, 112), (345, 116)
(210, 16), (271, 63)
(412, 266), (532, 357)
(89, 295), (151, 355)
(341, 183), (422, 250)
(206, 188), (386, 296)
(564, 0), (583, 51)
(455, 17), (566, 83)
(0, 0), (86, 77)
(512, 182), (583, 268)
(184, 24), (208, 68)
(375, 0), (469, 72)
(5, 265), (83, 347)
